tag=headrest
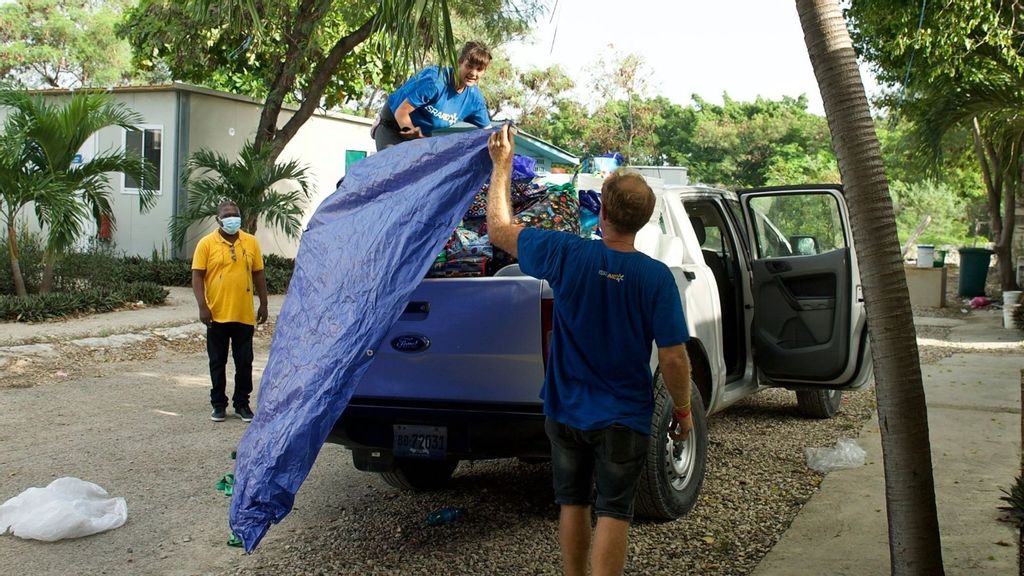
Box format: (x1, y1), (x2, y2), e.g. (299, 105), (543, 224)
(690, 217), (706, 246)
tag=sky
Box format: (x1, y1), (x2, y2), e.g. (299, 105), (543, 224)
(503, 0), (881, 116)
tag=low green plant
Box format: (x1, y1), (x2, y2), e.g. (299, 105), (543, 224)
(0, 225), (44, 295)
(0, 281), (169, 322)
(1000, 475), (1024, 525)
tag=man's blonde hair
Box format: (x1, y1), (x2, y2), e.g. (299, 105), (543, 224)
(601, 171), (655, 234)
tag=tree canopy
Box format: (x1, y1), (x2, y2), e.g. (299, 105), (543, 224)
(0, 0), (162, 89)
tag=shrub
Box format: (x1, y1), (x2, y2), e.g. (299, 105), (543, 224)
(116, 281), (170, 304)
(0, 281), (169, 322)
(0, 226), (45, 295)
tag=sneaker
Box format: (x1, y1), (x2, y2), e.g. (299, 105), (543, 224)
(235, 406), (254, 423)
(210, 408), (226, 422)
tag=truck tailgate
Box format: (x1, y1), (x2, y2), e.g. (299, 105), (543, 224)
(354, 276), (547, 404)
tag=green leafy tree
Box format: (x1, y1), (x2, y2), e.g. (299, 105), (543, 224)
(483, 55), (575, 125)
(656, 94), (837, 188)
(847, 0), (1022, 289)
(522, 96), (590, 154)
(123, 0), (544, 163)
(798, 0), (944, 572)
(0, 90), (156, 294)
(0, 0), (161, 89)
(582, 49), (661, 164)
(170, 141), (313, 247)
(0, 106), (59, 297)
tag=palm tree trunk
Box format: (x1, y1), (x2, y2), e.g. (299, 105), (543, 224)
(6, 220), (27, 298)
(795, 1), (945, 575)
(40, 250), (55, 294)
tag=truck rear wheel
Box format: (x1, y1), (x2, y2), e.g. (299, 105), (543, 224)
(796, 389), (843, 419)
(380, 459), (459, 491)
(634, 374), (707, 521)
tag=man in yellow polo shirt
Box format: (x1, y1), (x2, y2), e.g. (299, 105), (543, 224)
(191, 200), (269, 423)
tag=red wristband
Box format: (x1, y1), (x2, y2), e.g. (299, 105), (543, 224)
(673, 408), (691, 420)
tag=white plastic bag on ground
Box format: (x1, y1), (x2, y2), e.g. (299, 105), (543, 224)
(0, 477), (127, 541)
(805, 438), (866, 473)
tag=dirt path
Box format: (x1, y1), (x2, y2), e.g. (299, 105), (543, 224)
(0, 344), (371, 576)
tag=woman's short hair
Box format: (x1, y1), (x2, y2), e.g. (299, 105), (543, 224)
(601, 171), (655, 234)
(459, 41), (492, 67)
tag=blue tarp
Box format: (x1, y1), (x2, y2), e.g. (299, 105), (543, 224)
(229, 128), (495, 552)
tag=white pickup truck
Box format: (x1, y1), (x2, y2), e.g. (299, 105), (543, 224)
(328, 176), (872, 520)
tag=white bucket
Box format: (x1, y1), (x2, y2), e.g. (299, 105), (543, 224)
(917, 245), (935, 268)
(1003, 290), (1021, 329)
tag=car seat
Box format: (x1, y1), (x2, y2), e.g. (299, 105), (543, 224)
(690, 217), (738, 374)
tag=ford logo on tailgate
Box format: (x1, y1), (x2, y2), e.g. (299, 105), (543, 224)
(391, 335), (430, 353)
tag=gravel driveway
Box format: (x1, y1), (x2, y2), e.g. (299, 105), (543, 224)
(3, 263), (1015, 575)
(1, 324), (888, 576)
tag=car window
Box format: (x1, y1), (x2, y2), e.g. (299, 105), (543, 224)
(748, 193), (847, 259)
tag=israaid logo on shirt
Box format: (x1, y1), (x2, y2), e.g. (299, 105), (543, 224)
(424, 105), (459, 125)
(599, 269), (625, 283)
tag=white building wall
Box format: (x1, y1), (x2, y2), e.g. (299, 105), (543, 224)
(105, 91), (179, 258)
(183, 91), (374, 258)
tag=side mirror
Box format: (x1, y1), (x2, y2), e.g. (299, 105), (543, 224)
(789, 235), (820, 256)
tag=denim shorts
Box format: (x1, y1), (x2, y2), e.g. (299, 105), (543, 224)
(544, 418), (649, 521)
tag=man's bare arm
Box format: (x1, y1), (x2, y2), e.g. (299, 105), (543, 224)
(658, 343), (693, 440)
(192, 269), (211, 325)
(486, 125), (523, 257)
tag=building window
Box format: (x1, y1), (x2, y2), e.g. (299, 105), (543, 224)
(123, 125), (162, 193)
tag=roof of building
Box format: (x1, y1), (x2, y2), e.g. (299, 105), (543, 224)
(25, 82), (374, 126)
(434, 123), (579, 167)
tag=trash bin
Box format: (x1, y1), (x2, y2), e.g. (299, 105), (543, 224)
(917, 245), (934, 268)
(957, 247), (993, 297)
(932, 249), (947, 268)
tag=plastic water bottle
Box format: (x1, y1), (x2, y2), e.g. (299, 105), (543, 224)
(426, 506), (464, 526)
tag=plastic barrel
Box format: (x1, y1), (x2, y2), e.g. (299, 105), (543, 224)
(957, 247), (993, 297)
(1003, 291), (1021, 329)
(917, 245), (934, 268)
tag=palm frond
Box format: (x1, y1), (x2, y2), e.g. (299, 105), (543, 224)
(372, 0), (459, 75)
(172, 140), (312, 245)
(1000, 475), (1024, 526)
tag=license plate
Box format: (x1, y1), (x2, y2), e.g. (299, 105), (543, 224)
(393, 425), (447, 459)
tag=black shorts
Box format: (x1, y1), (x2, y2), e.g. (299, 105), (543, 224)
(544, 418), (649, 521)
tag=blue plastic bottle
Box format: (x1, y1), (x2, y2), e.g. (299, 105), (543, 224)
(426, 506), (465, 526)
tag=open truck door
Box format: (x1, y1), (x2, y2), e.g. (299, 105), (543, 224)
(738, 185), (871, 400)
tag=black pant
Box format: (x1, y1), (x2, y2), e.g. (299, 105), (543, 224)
(207, 322), (255, 410)
(373, 104), (406, 151)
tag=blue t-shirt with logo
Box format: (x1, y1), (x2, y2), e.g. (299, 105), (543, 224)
(517, 228), (689, 434)
(387, 66), (490, 135)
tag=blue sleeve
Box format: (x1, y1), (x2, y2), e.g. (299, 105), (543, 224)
(463, 91), (491, 127)
(391, 67), (442, 110)
(653, 266), (689, 347)
(517, 228), (575, 285)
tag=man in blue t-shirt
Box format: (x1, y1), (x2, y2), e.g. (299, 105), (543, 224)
(371, 41), (491, 151)
(486, 125), (693, 576)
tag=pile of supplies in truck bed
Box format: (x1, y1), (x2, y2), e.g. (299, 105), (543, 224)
(428, 153), (603, 278)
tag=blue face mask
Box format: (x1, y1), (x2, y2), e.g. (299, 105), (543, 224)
(220, 216), (242, 235)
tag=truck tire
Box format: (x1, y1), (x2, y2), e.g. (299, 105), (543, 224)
(380, 459), (459, 491)
(634, 375), (707, 521)
(796, 389), (843, 419)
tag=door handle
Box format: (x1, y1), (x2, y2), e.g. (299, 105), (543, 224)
(765, 260), (792, 274)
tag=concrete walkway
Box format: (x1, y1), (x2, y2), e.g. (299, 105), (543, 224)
(753, 311), (1023, 575)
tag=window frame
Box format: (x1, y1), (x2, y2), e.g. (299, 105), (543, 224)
(121, 124), (164, 195)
